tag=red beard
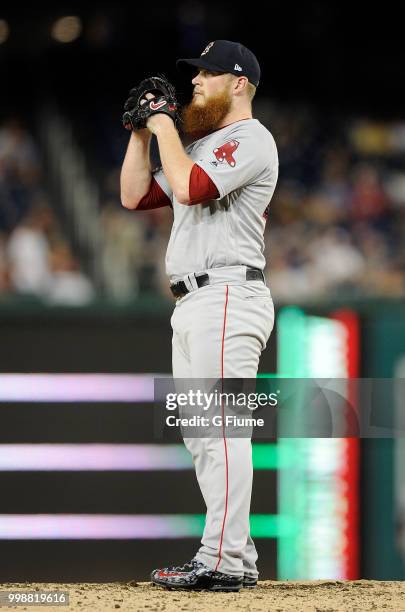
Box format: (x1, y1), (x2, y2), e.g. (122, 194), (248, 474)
(181, 89), (233, 140)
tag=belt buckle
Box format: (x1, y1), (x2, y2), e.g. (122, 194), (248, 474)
(246, 267), (265, 283)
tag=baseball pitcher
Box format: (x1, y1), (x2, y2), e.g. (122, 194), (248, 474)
(120, 40), (278, 592)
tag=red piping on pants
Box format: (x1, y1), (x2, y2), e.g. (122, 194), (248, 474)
(215, 285), (229, 572)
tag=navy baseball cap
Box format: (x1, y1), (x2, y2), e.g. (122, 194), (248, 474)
(176, 40), (261, 87)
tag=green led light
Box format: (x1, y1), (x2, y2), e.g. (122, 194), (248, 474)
(256, 373), (279, 378)
(252, 444), (277, 469)
(252, 443), (295, 469)
(163, 444), (278, 470)
(250, 514), (297, 538)
(276, 307), (351, 580)
(184, 514), (287, 538)
(277, 306), (307, 580)
(277, 306), (308, 377)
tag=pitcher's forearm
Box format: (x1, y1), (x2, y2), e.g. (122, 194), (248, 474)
(154, 122), (194, 204)
(120, 130), (153, 209)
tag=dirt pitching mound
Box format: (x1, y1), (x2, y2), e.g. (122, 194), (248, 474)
(1, 580), (404, 611)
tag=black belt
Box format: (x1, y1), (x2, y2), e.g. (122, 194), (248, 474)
(170, 267), (265, 299)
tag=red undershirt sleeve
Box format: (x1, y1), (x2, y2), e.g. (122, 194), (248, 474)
(188, 163), (220, 205)
(136, 178), (172, 210)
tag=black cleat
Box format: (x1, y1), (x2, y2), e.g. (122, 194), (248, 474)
(243, 575), (258, 588)
(151, 559), (243, 592)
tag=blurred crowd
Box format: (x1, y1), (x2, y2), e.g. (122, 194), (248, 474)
(262, 107), (405, 302)
(1, 106), (405, 306)
(0, 119), (94, 305)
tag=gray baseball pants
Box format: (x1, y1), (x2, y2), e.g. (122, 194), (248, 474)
(170, 267), (274, 577)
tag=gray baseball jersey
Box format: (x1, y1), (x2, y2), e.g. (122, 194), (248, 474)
(154, 118), (278, 281)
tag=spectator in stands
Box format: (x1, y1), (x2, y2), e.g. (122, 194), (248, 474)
(46, 240), (95, 306)
(0, 232), (11, 294)
(0, 118), (41, 230)
(6, 203), (55, 297)
(308, 227), (366, 294)
(308, 147), (351, 224)
(349, 163), (390, 224)
(100, 204), (146, 301)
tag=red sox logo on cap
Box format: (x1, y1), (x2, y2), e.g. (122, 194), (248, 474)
(201, 41), (214, 56)
(213, 140), (239, 167)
